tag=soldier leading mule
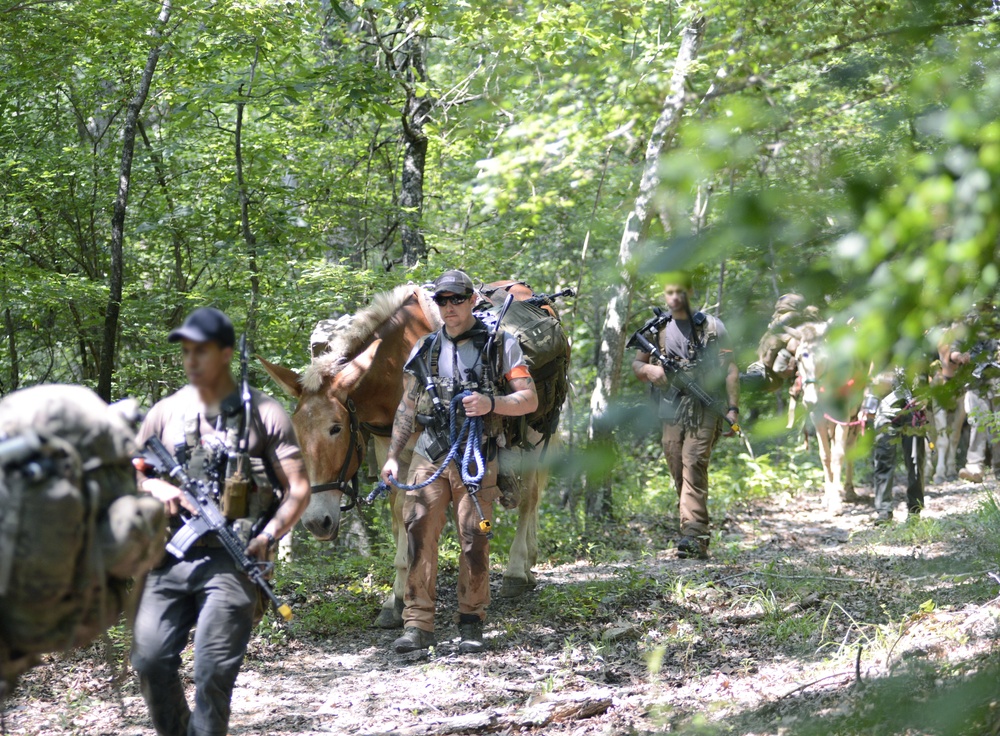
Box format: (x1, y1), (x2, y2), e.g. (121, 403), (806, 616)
(260, 283), (558, 628)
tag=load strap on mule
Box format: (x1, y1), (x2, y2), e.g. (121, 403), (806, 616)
(380, 391), (493, 538)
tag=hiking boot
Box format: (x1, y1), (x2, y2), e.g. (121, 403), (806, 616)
(959, 467), (984, 483)
(873, 511), (893, 526)
(676, 535), (708, 560)
(458, 618), (485, 654)
(392, 627), (435, 653)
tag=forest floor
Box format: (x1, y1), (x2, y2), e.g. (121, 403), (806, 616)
(5, 472), (1000, 736)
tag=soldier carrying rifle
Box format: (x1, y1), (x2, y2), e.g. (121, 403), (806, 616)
(631, 273), (740, 560)
(131, 307), (311, 736)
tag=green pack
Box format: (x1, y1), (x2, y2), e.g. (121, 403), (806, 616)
(480, 299), (571, 445)
(0, 385), (166, 695)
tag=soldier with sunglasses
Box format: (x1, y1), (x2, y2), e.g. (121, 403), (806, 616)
(381, 270), (538, 654)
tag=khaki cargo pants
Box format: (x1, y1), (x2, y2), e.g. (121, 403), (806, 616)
(401, 453), (499, 632)
(661, 412), (722, 540)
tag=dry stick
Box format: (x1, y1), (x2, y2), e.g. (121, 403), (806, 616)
(778, 671), (854, 700)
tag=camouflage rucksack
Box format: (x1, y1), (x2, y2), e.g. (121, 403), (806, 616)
(477, 299), (571, 447)
(0, 385), (166, 697)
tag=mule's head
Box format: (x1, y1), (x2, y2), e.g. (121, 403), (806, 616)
(259, 340), (381, 541)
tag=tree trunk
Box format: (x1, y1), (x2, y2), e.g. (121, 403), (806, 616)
(235, 48), (261, 339)
(399, 34), (432, 269)
(138, 120), (188, 327)
(583, 17), (706, 521)
(4, 307), (17, 395)
(96, 0), (172, 401)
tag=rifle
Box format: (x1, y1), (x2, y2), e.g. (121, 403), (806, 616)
(524, 287), (575, 308)
(971, 360), (1000, 381)
(627, 316), (754, 457)
(140, 435), (293, 622)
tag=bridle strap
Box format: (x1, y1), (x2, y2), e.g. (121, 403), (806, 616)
(308, 397), (363, 512)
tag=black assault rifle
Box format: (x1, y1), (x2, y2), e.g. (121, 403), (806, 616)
(627, 313), (753, 456)
(524, 287), (575, 309)
(141, 435), (293, 622)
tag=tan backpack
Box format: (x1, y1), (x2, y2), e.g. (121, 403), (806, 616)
(0, 385), (166, 697)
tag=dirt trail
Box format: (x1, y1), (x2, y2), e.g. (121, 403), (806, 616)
(4, 477), (999, 736)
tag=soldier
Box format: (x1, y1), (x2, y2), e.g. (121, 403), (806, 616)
(380, 270), (538, 654)
(945, 305), (1000, 483)
(131, 307), (311, 736)
(861, 368), (927, 525)
(632, 274), (739, 559)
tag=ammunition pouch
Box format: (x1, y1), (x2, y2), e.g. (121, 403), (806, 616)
(657, 386), (682, 423)
(221, 454), (250, 521)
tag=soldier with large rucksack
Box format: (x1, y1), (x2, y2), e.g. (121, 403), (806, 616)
(380, 270), (540, 655)
(0, 384), (166, 700)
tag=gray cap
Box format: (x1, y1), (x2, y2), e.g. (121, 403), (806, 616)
(432, 269), (474, 296)
(168, 307), (236, 348)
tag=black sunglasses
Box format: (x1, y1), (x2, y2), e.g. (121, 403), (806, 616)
(433, 294), (470, 306)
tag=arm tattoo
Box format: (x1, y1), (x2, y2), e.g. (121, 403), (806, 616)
(388, 401), (415, 458)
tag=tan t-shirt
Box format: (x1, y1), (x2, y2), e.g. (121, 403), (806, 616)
(136, 385), (304, 486)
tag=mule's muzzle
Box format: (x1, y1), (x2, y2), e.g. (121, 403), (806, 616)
(301, 503), (342, 541)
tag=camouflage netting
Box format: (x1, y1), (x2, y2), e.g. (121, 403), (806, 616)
(0, 385), (167, 698)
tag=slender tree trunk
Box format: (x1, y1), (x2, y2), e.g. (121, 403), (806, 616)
(399, 35), (432, 268)
(97, 0), (172, 401)
(4, 307), (17, 395)
(584, 17), (706, 521)
(138, 120), (188, 326)
(235, 47), (261, 339)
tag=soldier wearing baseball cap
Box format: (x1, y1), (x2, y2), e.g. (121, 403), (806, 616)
(131, 306), (310, 736)
(167, 307), (236, 349)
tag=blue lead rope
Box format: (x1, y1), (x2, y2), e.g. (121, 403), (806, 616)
(382, 391), (486, 492)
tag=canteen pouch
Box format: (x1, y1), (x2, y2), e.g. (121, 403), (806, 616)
(221, 455), (250, 520)
(658, 386), (682, 423)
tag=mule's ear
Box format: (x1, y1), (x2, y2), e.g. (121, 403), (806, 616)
(258, 356), (303, 399)
(334, 339), (382, 394)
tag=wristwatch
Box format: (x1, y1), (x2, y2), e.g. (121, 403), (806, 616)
(728, 406), (740, 414)
(261, 531), (279, 551)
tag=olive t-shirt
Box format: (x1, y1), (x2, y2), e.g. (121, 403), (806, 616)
(136, 385), (304, 483)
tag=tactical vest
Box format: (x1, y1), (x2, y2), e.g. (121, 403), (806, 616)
(173, 393), (281, 531)
(654, 312), (726, 427)
(657, 311), (721, 369)
(407, 326), (506, 451)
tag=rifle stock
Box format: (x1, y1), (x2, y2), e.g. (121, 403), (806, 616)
(142, 435), (293, 622)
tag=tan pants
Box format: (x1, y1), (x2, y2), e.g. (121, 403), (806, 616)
(661, 412), (722, 539)
(402, 453), (499, 632)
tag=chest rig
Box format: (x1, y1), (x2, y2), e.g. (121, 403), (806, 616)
(657, 311), (719, 367)
(173, 396), (279, 525)
(408, 322), (506, 451)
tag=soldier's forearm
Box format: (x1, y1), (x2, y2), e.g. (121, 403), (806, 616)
(387, 405), (415, 460)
